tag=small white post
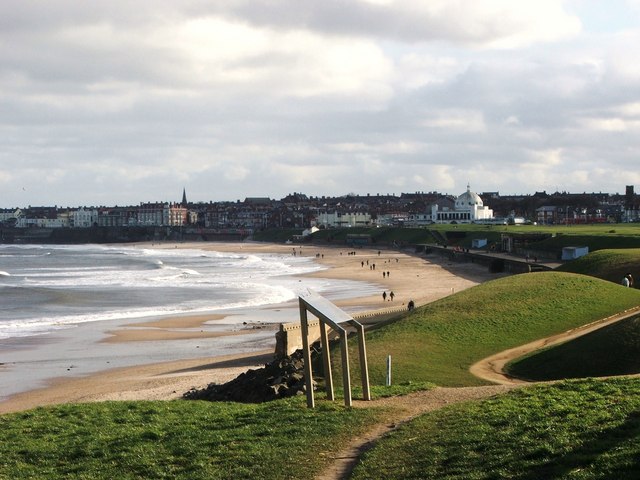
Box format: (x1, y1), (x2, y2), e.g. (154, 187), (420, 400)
(386, 355), (392, 386)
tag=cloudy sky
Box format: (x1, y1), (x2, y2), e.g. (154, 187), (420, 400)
(2, 1), (640, 207)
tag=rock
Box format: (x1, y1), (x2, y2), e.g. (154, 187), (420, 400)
(183, 346), (321, 403)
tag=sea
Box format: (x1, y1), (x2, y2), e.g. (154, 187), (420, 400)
(0, 243), (380, 400)
(0, 243), (377, 341)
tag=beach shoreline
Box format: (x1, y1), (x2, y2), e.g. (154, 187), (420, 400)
(0, 241), (502, 414)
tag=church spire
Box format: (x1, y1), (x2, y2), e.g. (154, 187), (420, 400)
(181, 187), (187, 207)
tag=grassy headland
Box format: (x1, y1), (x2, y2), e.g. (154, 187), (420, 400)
(347, 271), (640, 387)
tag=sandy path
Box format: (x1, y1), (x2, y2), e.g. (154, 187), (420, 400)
(470, 305), (640, 384)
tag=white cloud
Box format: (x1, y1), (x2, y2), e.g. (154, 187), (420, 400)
(0, 1), (639, 207)
(421, 110), (486, 132)
(580, 117), (635, 132)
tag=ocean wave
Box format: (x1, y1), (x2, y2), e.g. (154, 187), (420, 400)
(0, 244), (373, 341)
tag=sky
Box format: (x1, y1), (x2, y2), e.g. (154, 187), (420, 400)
(2, 0), (640, 208)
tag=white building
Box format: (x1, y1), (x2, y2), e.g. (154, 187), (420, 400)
(431, 185), (494, 224)
(316, 211), (372, 228)
(16, 217), (69, 228)
(0, 209), (21, 223)
(72, 208), (98, 228)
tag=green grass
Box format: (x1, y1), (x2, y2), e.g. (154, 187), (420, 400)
(557, 248), (640, 284)
(506, 315), (640, 381)
(351, 377), (640, 479)
(0, 397), (384, 480)
(256, 223), (640, 254)
(342, 271), (640, 387)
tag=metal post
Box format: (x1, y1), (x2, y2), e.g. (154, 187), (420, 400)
(299, 300), (315, 408)
(319, 320), (334, 401)
(340, 331), (352, 407)
(386, 355), (392, 387)
(355, 323), (371, 401)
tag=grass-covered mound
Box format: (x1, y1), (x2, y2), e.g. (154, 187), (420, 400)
(351, 378), (640, 480)
(506, 314), (640, 381)
(0, 397), (383, 480)
(348, 271), (640, 387)
(557, 248), (640, 285)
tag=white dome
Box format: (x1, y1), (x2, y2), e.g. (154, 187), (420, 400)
(456, 185), (483, 208)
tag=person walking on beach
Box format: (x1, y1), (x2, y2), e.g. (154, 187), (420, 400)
(389, 291), (394, 301)
(382, 291), (387, 301)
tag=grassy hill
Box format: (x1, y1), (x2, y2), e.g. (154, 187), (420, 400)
(351, 377), (640, 479)
(502, 249), (640, 381)
(344, 271), (640, 387)
(557, 248), (640, 285)
(506, 314), (640, 381)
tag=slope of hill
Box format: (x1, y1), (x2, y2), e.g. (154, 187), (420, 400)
(351, 271), (640, 387)
(556, 248), (640, 285)
(506, 314), (640, 381)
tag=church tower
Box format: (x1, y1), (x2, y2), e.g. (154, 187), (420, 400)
(181, 187), (188, 207)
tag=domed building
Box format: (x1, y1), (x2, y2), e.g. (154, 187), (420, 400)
(430, 184), (494, 224)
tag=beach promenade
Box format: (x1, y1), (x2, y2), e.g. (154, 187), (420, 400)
(0, 242), (505, 414)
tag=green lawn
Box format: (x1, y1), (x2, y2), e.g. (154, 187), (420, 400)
(351, 378), (640, 479)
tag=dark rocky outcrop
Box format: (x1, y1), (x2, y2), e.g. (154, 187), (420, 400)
(183, 347), (320, 403)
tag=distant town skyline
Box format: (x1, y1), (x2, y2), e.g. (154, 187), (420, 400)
(2, 1), (640, 207)
(1, 184), (635, 211)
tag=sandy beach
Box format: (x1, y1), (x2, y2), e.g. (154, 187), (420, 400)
(0, 242), (502, 414)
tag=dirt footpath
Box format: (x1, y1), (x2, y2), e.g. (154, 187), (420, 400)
(470, 305), (640, 384)
(315, 385), (520, 480)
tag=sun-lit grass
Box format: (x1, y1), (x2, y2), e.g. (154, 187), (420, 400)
(341, 271), (640, 387)
(351, 378), (640, 480)
(557, 248), (640, 284)
(0, 397), (385, 480)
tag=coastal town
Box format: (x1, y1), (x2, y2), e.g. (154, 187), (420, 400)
(2, 185), (640, 236)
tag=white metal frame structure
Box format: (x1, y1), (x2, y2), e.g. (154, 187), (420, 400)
(298, 290), (371, 408)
